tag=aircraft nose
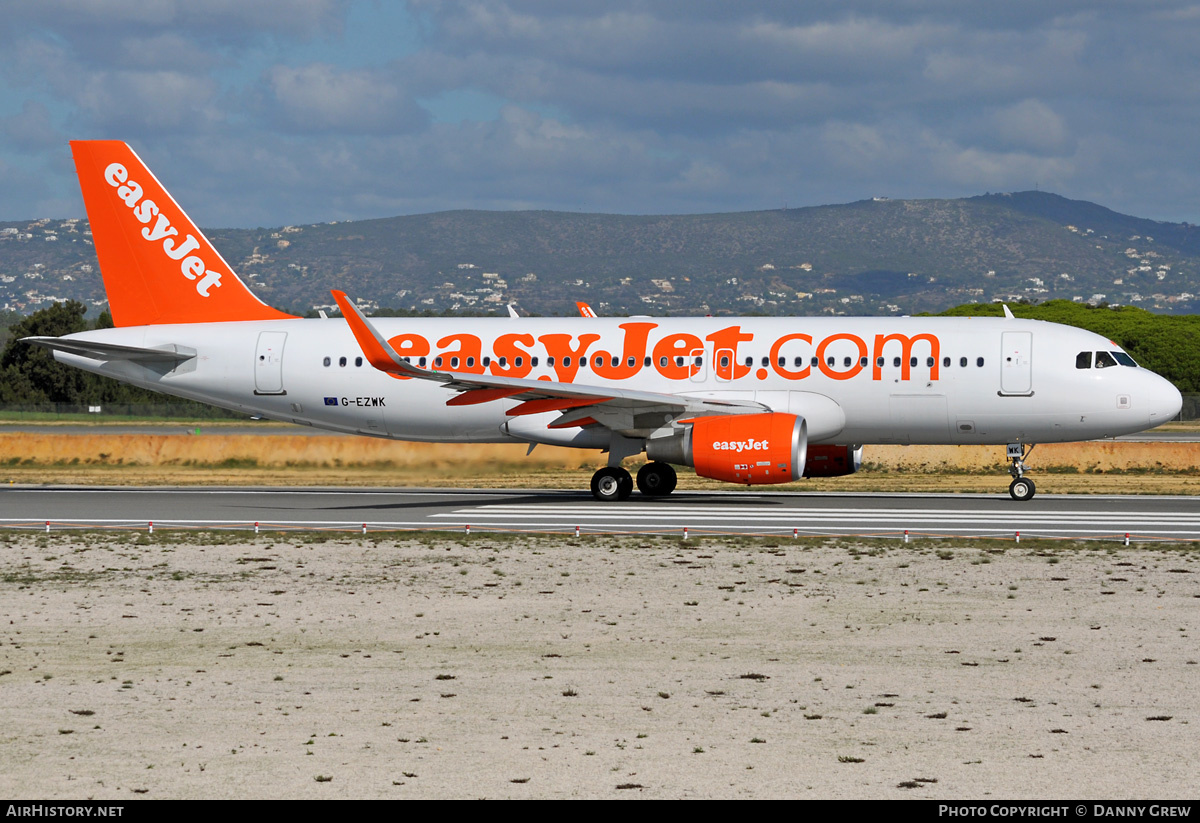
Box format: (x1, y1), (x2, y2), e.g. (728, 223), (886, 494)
(1147, 374), (1183, 428)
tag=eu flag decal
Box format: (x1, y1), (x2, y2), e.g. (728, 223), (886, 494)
(324, 397), (339, 406)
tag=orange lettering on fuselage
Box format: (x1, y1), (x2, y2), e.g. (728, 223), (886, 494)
(371, 327), (942, 384)
(539, 333), (601, 382)
(591, 322), (657, 379)
(436, 333), (485, 374)
(490, 333), (535, 378)
(817, 333), (868, 380)
(652, 333), (703, 380)
(872, 332), (940, 381)
(769, 333), (812, 380)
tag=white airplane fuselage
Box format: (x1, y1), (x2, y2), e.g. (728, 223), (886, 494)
(54, 314), (1182, 448)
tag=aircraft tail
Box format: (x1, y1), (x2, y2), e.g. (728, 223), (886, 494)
(70, 140), (295, 327)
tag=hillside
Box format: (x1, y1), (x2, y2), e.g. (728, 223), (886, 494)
(2, 191), (1198, 317)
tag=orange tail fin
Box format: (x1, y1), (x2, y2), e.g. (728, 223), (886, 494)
(71, 140), (295, 326)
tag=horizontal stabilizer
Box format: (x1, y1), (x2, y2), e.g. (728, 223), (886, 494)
(23, 336), (196, 363)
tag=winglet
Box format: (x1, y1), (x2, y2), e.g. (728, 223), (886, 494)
(1002, 304), (1015, 319)
(576, 301), (598, 318)
(331, 290), (427, 379)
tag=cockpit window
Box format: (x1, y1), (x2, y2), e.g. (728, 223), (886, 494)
(1076, 351), (1092, 369)
(1094, 351), (1118, 369)
(1112, 351), (1138, 367)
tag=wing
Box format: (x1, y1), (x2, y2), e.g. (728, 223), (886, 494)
(332, 291), (764, 437)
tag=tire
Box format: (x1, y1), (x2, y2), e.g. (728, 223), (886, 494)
(636, 462), (678, 496)
(592, 467), (632, 502)
(1009, 477), (1036, 501)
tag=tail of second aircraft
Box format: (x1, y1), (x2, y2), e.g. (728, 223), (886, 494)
(71, 140), (295, 327)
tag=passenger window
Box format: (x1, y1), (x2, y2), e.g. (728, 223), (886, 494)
(722, 356), (731, 368)
(465, 357), (474, 368)
(960, 357), (967, 367)
(893, 357), (901, 367)
(676, 356), (685, 367)
(1095, 351), (1118, 369)
(532, 357), (539, 367)
(876, 357), (885, 368)
(547, 357), (555, 367)
(450, 357), (459, 368)
(661, 357), (669, 368)
(811, 357), (819, 367)
(627, 357), (635, 367)
(499, 356), (507, 367)
(482, 356), (490, 367)
(909, 357), (917, 368)
(694, 356), (703, 367)
(323, 356), (331, 367)
(860, 357), (868, 368)
(339, 356), (347, 367)
(643, 357), (651, 367)
(595, 355), (604, 367)
(434, 357), (443, 367)
(355, 356), (363, 367)
(419, 357), (427, 367)
(745, 356), (753, 367)
(579, 357), (587, 369)
(942, 356), (950, 368)
(844, 357), (852, 368)
(761, 356), (769, 367)
(827, 356), (835, 367)
(926, 357), (934, 368)
(778, 357), (786, 368)
(976, 357), (985, 367)
(564, 356), (572, 367)
(793, 357), (803, 368)
(515, 356), (524, 367)
(1076, 351), (1091, 369)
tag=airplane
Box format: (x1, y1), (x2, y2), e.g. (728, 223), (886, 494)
(24, 141), (1183, 502)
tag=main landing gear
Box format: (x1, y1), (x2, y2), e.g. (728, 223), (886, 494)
(590, 462), (677, 501)
(1007, 443), (1036, 501)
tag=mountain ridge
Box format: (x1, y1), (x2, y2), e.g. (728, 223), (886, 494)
(1, 190), (1196, 317)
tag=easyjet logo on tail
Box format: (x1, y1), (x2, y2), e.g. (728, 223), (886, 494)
(103, 162), (223, 297)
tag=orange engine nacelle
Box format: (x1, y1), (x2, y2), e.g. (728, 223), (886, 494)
(646, 413), (807, 486)
(801, 445), (863, 478)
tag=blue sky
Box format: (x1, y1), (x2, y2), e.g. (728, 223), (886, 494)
(1, 0), (1198, 228)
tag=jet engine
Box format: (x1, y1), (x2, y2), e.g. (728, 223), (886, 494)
(646, 412), (807, 485)
(801, 445), (863, 478)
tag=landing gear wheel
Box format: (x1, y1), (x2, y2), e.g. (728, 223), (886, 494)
(636, 462), (678, 497)
(591, 467), (633, 502)
(1009, 477), (1036, 502)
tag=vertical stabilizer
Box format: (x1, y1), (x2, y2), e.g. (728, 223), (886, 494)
(70, 140), (295, 326)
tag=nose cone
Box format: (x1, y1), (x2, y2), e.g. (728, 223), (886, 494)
(1147, 374), (1183, 429)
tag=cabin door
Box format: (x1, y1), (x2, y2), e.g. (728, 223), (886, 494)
(254, 331), (287, 395)
(1000, 331), (1033, 395)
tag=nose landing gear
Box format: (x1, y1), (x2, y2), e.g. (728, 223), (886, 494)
(1007, 443), (1036, 501)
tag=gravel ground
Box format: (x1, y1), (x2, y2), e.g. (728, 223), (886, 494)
(1, 531), (1198, 799)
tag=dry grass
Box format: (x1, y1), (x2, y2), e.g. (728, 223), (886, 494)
(1, 431), (1197, 494)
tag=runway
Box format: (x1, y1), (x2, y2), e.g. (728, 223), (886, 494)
(2, 486), (1198, 541)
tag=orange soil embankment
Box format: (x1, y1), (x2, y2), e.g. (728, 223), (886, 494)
(1, 433), (1197, 474)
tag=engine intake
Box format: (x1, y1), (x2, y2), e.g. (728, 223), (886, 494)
(646, 412), (807, 485)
